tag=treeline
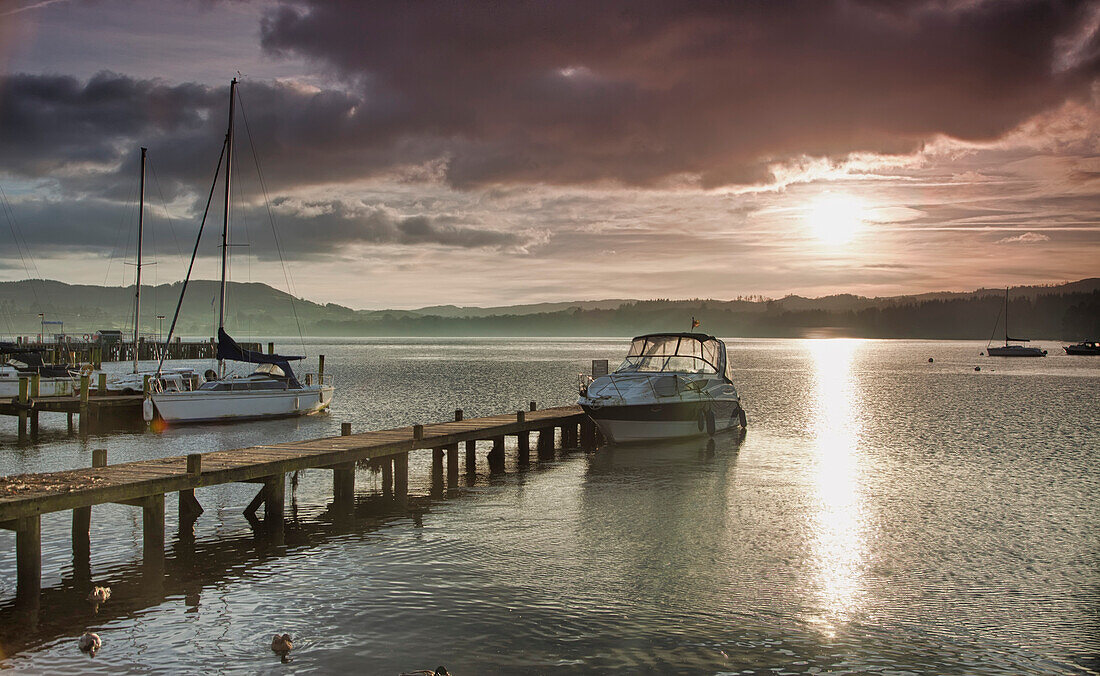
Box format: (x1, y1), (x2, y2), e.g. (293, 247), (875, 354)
(314, 290), (1100, 339)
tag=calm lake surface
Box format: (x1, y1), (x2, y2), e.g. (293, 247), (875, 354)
(0, 338), (1097, 674)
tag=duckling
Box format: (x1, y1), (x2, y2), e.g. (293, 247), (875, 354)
(399, 668), (450, 676)
(271, 634), (293, 658)
(87, 586), (111, 605)
(78, 632), (101, 654)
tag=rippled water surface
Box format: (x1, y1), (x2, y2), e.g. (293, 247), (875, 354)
(1, 338), (1097, 674)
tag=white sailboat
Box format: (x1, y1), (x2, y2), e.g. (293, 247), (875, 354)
(144, 79), (334, 424)
(985, 287), (1046, 357)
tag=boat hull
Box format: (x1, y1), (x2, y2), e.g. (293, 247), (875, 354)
(987, 346), (1046, 357)
(0, 376), (74, 397)
(147, 386), (334, 423)
(582, 400), (742, 444)
(1064, 345), (1100, 355)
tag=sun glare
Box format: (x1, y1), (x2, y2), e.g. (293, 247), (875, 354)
(805, 193), (865, 245)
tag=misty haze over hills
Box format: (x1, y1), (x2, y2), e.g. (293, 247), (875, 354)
(1, 278), (1097, 340)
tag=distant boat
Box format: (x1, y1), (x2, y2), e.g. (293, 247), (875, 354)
(986, 287), (1046, 357)
(1063, 340), (1100, 355)
(144, 79), (334, 424)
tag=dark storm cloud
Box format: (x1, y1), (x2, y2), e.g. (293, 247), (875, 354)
(2, 193), (525, 257)
(258, 0), (1100, 187)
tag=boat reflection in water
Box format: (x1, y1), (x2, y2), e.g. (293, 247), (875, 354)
(805, 339), (867, 636)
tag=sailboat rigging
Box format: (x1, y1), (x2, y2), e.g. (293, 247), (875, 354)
(985, 287), (1046, 357)
(143, 78), (334, 424)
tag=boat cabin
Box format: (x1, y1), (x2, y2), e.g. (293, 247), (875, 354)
(618, 332), (735, 382)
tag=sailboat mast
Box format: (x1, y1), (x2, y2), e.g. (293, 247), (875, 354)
(133, 147), (147, 374)
(218, 78), (236, 376)
(1004, 287), (1009, 347)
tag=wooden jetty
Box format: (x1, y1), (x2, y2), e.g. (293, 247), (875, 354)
(1, 373), (144, 439)
(0, 404), (597, 603)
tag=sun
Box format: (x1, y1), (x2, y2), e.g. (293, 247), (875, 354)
(805, 193), (866, 245)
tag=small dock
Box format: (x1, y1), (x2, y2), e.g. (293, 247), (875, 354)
(0, 404), (597, 603)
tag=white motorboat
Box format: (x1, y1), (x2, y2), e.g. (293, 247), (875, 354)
(144, 79), (334, 424)
(578, 332), (746, 443)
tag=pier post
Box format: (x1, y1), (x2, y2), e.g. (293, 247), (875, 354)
(333, 423), (355, 511)
(67, 412), (74, 434)
(580, 418), (597, 450)
(530, 401), (537, 411)
(17, 376), (28, 441)
(15, 515), (42, 604)
(393, 453), (409, 507)
(455, 409), (464, 422)
(265, 474), (286, 539)
(179, 454), (204, 527)
(93, 346), (102, 369)
(517, 412), (530, 465)
(446, 443), (460, 491)
(78, 374), (89, 434)
(465, 440), (477, 477)
(268, 342), (275, 355)
(98, 371), (107, 395)
(489, 436), (506, 473)
(431, 448), (445, 498)
(318, 355), (325, 382)
(382, 459), (393, 496)
(537, 427), (555, 460)
(72, 449), (107, 574)
(141, 493), (165, 571)
(29, 374), (39, 437)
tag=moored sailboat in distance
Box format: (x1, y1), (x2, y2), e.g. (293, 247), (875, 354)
(144, 78), (334, 424)
(986, 287), (1046, 357)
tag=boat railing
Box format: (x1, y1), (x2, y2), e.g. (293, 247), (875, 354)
(303, 373), (334, 388)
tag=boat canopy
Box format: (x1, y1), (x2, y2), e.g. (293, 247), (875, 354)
(620, 332), (734, 381)
(216, 328), (303, 387)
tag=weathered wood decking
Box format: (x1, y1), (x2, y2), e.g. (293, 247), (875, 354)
(1, 404), (597, 604)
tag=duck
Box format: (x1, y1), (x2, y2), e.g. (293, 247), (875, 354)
(78, 632), (101, 654)
(271, 634), (293, 657)
(400, 668), (450, 676)
(87, 586), (111, 605)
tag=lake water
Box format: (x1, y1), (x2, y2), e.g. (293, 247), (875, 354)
(0, 338), (1097, 674)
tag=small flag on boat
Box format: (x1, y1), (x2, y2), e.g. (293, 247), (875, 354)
(691, 317), (700, 330)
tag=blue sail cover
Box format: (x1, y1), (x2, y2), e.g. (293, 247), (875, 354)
(217, 328), (304, 387)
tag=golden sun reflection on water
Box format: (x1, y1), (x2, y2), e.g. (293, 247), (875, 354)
(805, 339), (867, 635)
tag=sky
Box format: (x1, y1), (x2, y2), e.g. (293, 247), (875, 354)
(0, 0), (1097, 310)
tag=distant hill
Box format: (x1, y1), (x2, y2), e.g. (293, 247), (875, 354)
(1, 278), (1097, 340)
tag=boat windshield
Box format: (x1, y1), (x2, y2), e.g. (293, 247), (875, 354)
(616, 333), (731, 378)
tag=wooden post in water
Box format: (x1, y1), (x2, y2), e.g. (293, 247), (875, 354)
(431, 447), (445, 498)
(264, 474), (285, 540)
(29, 374), (39, 437)
(98, 371), (107, 396)
(14, 515), (41, 604)
(17, 376), (28, 441)
(333, 423), (355, 512)
(179, 454), (204, 528)
(465, 440), (477, 477)
(140, 493), (165, 572)
(530, 401), (537, 411)
(318, 355), (325, 383)
(446, 443), (459, 491)
(268, 342), (274, 355)
(382, 458), (393, 496)
(489, 435), (506, 473)
(78, 374), (90, 434)
(517, 411), (530, 465)
(72, 449), (107, 573)
(393, 453), (409, 507)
